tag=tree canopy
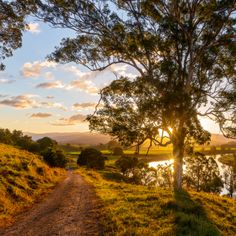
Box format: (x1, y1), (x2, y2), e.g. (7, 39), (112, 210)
(0, 0), (36, 70)
(35, 0), (236, 189)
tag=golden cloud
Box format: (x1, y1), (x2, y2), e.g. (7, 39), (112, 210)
(30, 112), (52, 118)
(51, 114), (87, 126)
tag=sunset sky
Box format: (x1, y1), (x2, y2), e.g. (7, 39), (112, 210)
(0, 19), (220, 134)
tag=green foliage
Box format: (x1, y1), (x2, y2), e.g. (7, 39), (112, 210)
(112, 147), (123, 156)
(115, 156), (156, 185)
(0, 0), (36, 70)
(37, 137), (57, 151)
(221, 154), (236, 197)
(183, 153), (223, 193)
(156, 164), (173, 188)
(42, 148), (68, 168)
(77, 148), (105, 170)
(0, 128), (34, 150)
(0, 128), (67, 168)
(35, 0), (236, 189)
(115, 156), (139, 175)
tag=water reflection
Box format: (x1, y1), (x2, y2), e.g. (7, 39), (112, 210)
(148, 155), (234, 197)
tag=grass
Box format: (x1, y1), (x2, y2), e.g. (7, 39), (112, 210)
(76, 162), (236, 235)
(68, 147), (236, 158)
(0, 144), (66, 227)
(218, 154), (235, 166)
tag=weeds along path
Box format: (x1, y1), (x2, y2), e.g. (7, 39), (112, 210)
(0, 172), (102, 236)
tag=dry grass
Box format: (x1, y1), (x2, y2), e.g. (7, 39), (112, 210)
(0, 144), (66, 226)
(77, 166), (236, 236)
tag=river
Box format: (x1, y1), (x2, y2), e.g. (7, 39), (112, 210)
(148, 155), (235, 197)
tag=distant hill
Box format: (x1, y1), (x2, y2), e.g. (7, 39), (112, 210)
(25, 132), (111, 145)
(210, 133), (235, 146)
(24, 131), (234, 146)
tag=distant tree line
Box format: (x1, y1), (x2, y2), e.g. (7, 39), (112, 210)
(0, 128), (67, 168)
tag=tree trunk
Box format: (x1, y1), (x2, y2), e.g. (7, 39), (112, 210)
(172, 138), (185, 190)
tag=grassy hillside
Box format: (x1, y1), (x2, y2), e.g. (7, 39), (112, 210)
(77, 167), (236, 236)
(0, 144), (65, 226)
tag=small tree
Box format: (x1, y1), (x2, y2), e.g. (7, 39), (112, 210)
(222, 154), (236, 197)
(77, 148), (105, 170)
(115, 156), (156, 185)
(113, 147), (123, 156)
(37, 137), (57, 151)
(42, 148), (68, 168)
(210, 146), (217, 155)
(183, 153), (223, 193)
(156, 164), (173, 188)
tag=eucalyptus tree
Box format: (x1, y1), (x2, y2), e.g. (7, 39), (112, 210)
(0, 0), (36, 70)
(36, 0), (236, 189)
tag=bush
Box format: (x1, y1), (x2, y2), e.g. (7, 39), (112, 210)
(115, 156), (139, 175)
(115, 156), (156, 185)
(156, 164), (173, 188)
(77, 148), (105, 170)
(42, 148), (68, 168)
(112, 147), (123, 155)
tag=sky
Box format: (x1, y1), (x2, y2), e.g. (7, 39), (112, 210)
(0, 19), (221, 134)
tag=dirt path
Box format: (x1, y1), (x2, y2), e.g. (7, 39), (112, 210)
(0, 172), (102, 236)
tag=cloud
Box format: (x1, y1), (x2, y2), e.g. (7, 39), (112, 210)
(30, 112), (52, 118)
(67, 80), (99, 94)
(44, 72), (54, 80)
(22, 61), (57, 78)
(64, 64), (136, 80)
(0, 94), (38, 109)
(0, 94), (67, 110)
(51, 114), (87, 126)
(109, 64), (138, 79)
(0, 79), (15, 84)
(63, 66), (102, 81)
(72, 102), (103, 110)
(46, 96), (54, 99)
(40, 101), (67, 111)
(26, 23), (41, 34)
(36, 81), (65, 89)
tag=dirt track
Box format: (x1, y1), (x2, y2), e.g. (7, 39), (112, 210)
(0, 172), (102, 236)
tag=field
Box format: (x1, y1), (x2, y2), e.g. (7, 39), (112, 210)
(0, 144), (66, 226)
(67, 146), (236, 165)
(77, 157), (236, 236)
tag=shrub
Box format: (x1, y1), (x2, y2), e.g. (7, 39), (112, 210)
(113, 147), (123, 155)
(156, 164), (173, 188)
(42, 148), (68, 168)
(77, 148), (105, 170)
(115, 156), (139, 175)
(115, 156), (156, 185)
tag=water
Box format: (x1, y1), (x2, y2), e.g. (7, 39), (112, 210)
(148, 155), (234, 197)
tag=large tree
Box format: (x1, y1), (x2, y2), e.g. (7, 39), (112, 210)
(36, 1), (236, 189)
(0, 0), (36, 70)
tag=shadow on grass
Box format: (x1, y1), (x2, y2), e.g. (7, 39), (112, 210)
(100, 169), (126, 183)
(165, 189), (220, 236)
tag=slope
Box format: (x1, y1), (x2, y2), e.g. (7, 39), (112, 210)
(0, 144), (65, 226)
